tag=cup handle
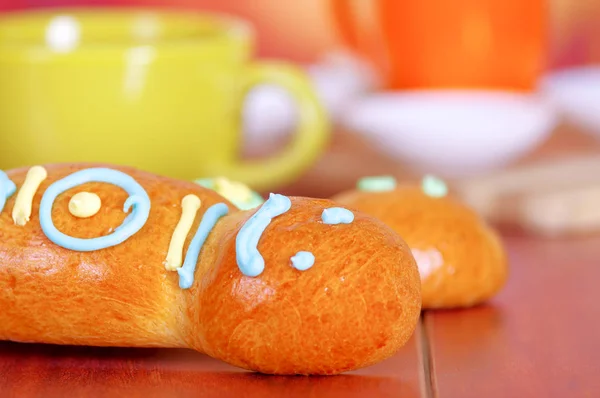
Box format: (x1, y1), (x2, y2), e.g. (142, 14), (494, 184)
(219, 61), (330, 192)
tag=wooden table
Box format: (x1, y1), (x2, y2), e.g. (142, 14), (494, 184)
(2, 126), (600, 397)
(425, 231), (600, 398)
(1, 231), (598, 397)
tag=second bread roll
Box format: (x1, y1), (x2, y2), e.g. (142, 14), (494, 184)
(333, 177), (508, 309)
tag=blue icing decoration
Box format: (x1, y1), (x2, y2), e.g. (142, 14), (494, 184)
(421, 174), (448, 198)
(178, 202), (229, 289)
(195, 178), (214, 189)
(322, 207), (354, 225)
(236, 193), (291, 277)
(357, 176), (397, 192)
(0, 170), (17, 214)
(39, 168), (151, 251)
(291, 251), (315, 271)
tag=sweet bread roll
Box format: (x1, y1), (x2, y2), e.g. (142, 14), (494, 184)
(0, 164), (421, 375)
(332, 176), (508, 309)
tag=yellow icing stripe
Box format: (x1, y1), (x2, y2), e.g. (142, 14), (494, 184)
(164, 194), (202, 271)
(12, 166), (48, 226)
(213, 177), (253, 204)
(69, 192), (102, 218)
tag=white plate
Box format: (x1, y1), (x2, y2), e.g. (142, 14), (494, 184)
(341, 90), (558, 178)
(541, 66), (600, 137)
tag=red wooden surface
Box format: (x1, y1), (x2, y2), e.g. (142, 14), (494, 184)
(424, 232), (600, 398)
(0, 326), (425, 397)
(3, 233), (599, 397)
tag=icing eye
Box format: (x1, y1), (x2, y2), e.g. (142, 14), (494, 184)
(68, 192), (102, 218)
(357, 176), (397, 192)
(321, 208), (354, 225)
(291, 251), (315, 271)
(39, 168), (151, 252)
(421, 175), (448, 198)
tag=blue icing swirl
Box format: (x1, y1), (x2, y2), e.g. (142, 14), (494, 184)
(178, 202), (229, 289)
(39, 168), (151, 251)
(322, 207), (354, 225)
(236, 193), (291, 277)
(0, 170), (17, 214)
(291, 251), (315, 271)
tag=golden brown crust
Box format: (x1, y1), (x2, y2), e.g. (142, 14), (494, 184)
(0, 164), (422, 375)
(333, 186), (508, 309)
(0, 163), (235, 347)
(189, 197), (421, 375)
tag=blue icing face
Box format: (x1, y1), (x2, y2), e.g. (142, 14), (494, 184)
(235, 193), (320, 277)
(322, 207), (354, 225)
(0, 170), (17, 214)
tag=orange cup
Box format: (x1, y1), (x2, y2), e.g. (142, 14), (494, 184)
(330, 0), (548, 91)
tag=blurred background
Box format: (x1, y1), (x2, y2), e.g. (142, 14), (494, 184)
(1, 0), (600, 237)
(2, 0), (598, 66)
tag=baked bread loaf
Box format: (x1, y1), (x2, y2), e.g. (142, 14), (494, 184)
(332, 176), (508, 309)
(0, 164), (421, 375)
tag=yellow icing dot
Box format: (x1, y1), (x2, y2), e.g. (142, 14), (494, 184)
(214, 177), (252, 203)
(68, 192), (102, 218)
(164, 194), (202, 271)
(12, 165), (48, 226)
